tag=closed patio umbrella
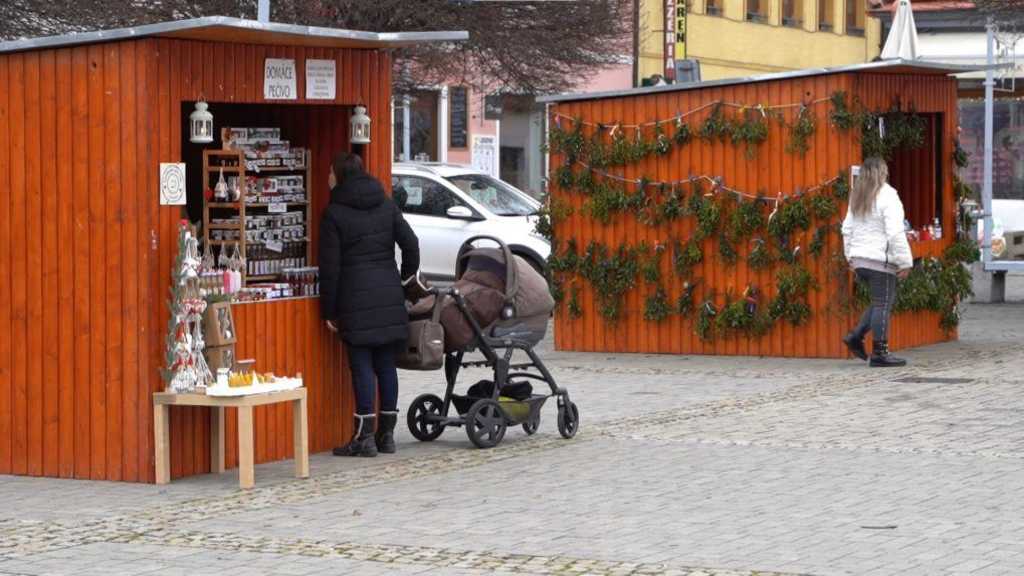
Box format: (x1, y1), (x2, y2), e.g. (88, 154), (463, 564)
(881, 0), (920, 60)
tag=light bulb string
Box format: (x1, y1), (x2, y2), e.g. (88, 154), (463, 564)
(567, 159), (841, 206)
(551, 97), (831, 131)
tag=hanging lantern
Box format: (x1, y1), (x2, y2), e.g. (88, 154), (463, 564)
(350, 105), (371, 144)
(190, 101), (214, 144)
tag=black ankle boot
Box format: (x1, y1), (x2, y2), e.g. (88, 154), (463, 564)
(376, 411), (398, 454)
(869, 340), (906, 367)
(333, 414), (378, 457)
(843, 332), (868, 361)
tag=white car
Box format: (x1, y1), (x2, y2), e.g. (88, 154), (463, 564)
(391, 163), (550, 282)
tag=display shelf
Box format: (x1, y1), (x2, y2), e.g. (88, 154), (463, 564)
(203, 147), (313, 287)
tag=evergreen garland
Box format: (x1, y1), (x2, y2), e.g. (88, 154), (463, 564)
(769, 264), (817, 326)
(545, 96), (969, 337)
(748, 238), (774, 270)
(644, 287), (673, 322)
(786, 105), (817, 156)
(696, 298), (717, 341)
(677, 281), (697, 316)
(673, 239), (704, 277)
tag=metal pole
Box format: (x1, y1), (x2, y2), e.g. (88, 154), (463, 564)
(258, 0), (270, 22)
(403, 96), (411, 162)
(982, 18), (995, 266)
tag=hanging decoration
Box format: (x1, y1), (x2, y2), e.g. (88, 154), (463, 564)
(163, 222), (214, 392)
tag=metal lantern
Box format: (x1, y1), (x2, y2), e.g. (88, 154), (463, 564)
(350, 105), (371, 144)
(189, 101), (214, 144)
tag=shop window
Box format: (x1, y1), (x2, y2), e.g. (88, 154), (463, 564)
(747, 0), (768, 22)
(783, 0), (804, 27)
(819, 0), (834, 31)
(846, 0), (865, 35)
(706, 0), (722, 16)
(392, 175), (467, 217)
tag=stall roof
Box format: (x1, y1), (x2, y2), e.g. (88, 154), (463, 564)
(538, 59), (994, 104)
(0, 16), (469, 54)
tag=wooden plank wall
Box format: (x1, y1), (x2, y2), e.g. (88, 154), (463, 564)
(0, 37), (391, 481)
(550, 72), (958, 358)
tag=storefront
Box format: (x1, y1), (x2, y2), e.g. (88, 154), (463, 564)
(541, 60), (980, 358)
(0, 17), (465, 482)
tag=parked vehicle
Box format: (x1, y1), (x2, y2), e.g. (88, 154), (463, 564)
(391, 163), (550, 281)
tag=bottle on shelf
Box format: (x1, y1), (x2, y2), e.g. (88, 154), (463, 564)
(214, 166), (229, 202)
(933, 217), (943, 240)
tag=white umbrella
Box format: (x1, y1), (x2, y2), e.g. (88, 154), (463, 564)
(881, 0), (920, 60)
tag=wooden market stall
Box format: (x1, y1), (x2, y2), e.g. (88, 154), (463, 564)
(0, 17), (466, 482)
(540, 61), (979, 359)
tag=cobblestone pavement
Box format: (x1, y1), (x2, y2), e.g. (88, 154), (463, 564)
(2, 300), (1024, 576)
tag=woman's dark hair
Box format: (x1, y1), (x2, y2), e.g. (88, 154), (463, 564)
(332, 152), (364, 184)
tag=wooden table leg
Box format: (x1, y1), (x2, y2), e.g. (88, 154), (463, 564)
(154, 403), (170, 485)
(211, 406), (225, 475)
(237, 405), (255, 489)
(293, 394), (309, 479)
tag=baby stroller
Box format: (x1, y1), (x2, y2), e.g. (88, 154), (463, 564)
(404, 236), (579, 449)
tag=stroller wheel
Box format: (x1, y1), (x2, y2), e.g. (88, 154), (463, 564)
(557, 401), (579, 439)
(408, 394), (445, 442)
(466, 399), (508, 449)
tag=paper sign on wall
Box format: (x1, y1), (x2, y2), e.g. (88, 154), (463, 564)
(471, 135), (498, 178)
(264, 58), (297, 100)
(305, 59), (336, 100)
(159, 163), (187, 205)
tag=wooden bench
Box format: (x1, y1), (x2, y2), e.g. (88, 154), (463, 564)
(153, 388), (309, 489)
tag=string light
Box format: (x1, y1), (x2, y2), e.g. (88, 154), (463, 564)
(568, 159), (841, 207)
(552, 96), (833, 130)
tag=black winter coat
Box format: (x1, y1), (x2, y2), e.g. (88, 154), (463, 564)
(319, 173), (420, 347)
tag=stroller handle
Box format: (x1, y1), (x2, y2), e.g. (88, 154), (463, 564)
(456, 235), (520, 307)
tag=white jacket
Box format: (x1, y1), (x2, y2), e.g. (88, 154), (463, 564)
(841, 183), (913, 270)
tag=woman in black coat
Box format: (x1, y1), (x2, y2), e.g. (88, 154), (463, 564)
(319, 152), (420, 457)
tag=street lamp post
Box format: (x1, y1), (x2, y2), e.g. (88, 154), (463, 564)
(982, 17), (995, 266)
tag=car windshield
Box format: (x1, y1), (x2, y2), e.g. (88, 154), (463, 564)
(446, 174), (538, 216)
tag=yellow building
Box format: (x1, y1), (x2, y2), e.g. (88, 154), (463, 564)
(637, 0), (883, 83)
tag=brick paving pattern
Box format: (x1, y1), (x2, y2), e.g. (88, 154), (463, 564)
(2, 299), (1024, 575)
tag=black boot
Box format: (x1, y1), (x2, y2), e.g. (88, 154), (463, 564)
(869, 340), (906, 367)
(843, 332), (868, 361)
(333, 414), (377, 457)
(375, 411), (398, 454)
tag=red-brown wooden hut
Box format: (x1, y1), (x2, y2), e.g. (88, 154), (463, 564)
(540, 61), (979, 359)
(0, 17), (465, 482)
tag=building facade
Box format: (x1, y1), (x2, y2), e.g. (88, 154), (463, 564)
(637, 0), (883, 83)
(392, 66), (632, 198)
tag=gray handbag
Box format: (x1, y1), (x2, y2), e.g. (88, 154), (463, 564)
(397, 295), (445, 371)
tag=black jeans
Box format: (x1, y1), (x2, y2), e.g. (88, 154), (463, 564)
(852, 268), (897, 343)
(346, 343), (399, 415)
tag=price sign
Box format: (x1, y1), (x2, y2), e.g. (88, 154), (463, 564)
(265, 240), (284, 253)
(268, 202), (288, 213)
(305, 59), (337, 100)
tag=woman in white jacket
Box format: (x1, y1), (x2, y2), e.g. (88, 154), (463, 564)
(841, 157), (913, 367)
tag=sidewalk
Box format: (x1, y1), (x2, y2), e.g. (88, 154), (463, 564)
(2, 300), (1024, 576)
